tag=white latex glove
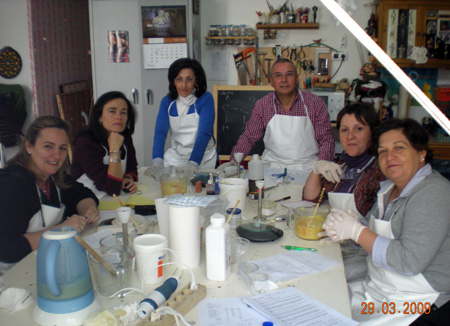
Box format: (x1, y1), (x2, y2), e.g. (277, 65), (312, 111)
(182, 161), (198, 178)
(142, 159), (164, 180)
(322, 208), (366, 242)
(217, 161), (237, 177)
(312, 160), (343, 183)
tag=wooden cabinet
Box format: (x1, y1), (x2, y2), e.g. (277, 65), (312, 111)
(377, 0), (450, 68)
(429, 142), (450, 160)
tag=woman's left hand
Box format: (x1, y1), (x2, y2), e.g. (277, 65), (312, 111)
(76, 198), (100, 223)
(122, 177), (137, 194)
(322, 209), (366, 242)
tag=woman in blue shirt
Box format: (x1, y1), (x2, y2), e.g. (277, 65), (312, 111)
(146, 58), (216, 179)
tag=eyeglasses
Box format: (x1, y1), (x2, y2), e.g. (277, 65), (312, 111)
(174, 77), (196, 84)
(272, 71), (297, 79)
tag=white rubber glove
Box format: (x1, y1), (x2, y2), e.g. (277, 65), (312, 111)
(182, 161), (198, 178)
(217, 161), (237, 177)
(322, 209), (367, 242)
(142, 159), (164, 180)
(312, 160), (343, 183)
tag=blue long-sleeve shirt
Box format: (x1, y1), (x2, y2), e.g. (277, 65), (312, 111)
(152, 92), (215, 165)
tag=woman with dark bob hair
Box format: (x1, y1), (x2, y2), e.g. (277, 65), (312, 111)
(145, 57), (216, 179)
(304, 102), (385, 218)
(0, 116), (99, 270)
(322, 118), (450, 325)
(71, 91), (138, 198)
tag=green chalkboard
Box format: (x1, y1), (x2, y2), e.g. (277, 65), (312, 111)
(213, 84), (274, 160)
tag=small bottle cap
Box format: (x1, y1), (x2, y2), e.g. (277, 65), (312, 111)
(210, 213), (225, 224)
(226, 208), (241, 215)
(262, 322), (274, 326)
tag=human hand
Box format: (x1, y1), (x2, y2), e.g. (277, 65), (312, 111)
(107, 132), (124, 152)
(60, 215), (87, 233)
(76, 198), (100, 223)
(312, 160), (343, 183)
(142, 162), (164, 180)
(182, 162), (198, 178)
(122, 177), (137, 194)
(322, 209), (366, 242)
(217, 161), (237, 177)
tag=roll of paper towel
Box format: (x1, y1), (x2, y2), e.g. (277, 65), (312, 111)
(168, 205), (200, 268)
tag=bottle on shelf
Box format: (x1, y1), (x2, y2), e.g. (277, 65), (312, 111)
(248, 154), (264, 200)
(205, 213), (231, 281)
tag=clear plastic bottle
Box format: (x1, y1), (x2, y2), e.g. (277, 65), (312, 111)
(206, 173), (215, 195)
(248, 154), (264, 200)
(206, 213), (231, 281)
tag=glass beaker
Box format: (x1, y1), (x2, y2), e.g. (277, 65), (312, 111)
(293, 206), (329, 240)
(88, 245), (135, 297)
(160, 171), (188, 197)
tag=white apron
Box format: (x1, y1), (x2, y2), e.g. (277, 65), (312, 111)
(164, 100), (216, 169)
(261, 91), (319, 170)
(349, 210), (439, 325)
(77, 145), (127, 199)
(27, 185), (65, 233)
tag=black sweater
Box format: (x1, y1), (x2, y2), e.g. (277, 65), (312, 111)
(0, 164), (98, 263)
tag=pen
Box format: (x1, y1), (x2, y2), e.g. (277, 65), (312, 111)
(274, 196), (291, 202)
(282, 245), (317, 252)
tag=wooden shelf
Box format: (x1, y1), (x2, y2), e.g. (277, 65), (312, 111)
(205, 36), (256, 40)
(256, 22), (319, 30)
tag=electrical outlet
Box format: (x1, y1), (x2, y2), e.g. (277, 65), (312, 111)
(332, 51), (348, 61)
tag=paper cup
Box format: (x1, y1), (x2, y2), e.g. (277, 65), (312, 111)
(116, 207), (131, 223)
(133, 234), (167, 284)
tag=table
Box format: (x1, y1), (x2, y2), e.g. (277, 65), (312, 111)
(0, 175), (352, 325)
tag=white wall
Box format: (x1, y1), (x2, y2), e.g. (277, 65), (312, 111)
(0, 0), (34, 159)
(200, 0), (450, 134)
(200, 0), (372, 86)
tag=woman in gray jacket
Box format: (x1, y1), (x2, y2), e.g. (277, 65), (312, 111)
(322, 118), (450, 326)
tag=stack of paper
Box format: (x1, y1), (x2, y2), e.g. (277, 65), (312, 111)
(198, 287), (357, 326)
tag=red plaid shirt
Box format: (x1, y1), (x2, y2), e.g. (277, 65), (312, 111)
(231, 90), (335, 161)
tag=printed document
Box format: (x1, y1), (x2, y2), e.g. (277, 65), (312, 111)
(243, 287), (357, 326)
(250, 250), (340, 282)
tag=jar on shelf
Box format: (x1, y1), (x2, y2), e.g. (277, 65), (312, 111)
(233, 25), (241, 45)
(217, 25), (226, 46)
(241, 25), (248, 44)
(246, 27), (255, 45)
(227, 24), (234, 45)
(206, 25), (216, 46)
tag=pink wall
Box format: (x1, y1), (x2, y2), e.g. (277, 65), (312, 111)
(29, 0), (92, 116)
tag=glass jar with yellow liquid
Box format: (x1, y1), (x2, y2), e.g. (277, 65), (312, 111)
(294, 207), (329, 240)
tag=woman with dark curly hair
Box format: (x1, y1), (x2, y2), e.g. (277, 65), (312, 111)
(146, 58), (216, 179)
(71, 91), (138, 198)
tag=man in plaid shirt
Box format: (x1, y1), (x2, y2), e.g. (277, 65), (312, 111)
(230, 58), (335, 170)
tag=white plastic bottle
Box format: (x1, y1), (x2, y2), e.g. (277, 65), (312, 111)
(206, 213), (231, 281)
(248, 154), (264, 200)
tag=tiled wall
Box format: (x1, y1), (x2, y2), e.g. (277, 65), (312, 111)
(29, 0), (92, 116)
